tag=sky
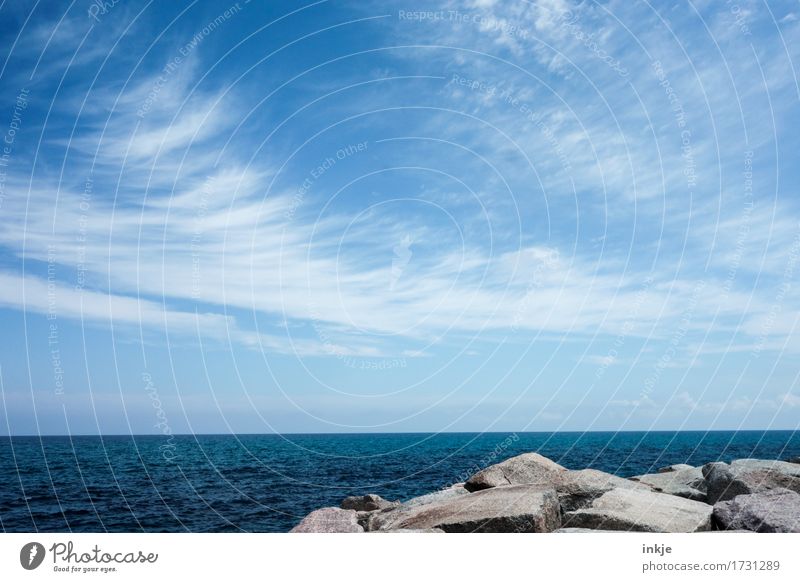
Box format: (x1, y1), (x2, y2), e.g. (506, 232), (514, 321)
(0, 0), (799, 435)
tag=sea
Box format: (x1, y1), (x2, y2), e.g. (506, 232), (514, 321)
(1, 431), (798, 532)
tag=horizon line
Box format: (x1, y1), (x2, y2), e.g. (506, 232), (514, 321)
(3, 428), (799, 438)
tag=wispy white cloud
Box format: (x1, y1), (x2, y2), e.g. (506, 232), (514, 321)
(2, 0), (799, 366)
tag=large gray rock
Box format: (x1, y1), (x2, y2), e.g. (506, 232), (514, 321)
(290, 507), (364, 532)
(464, 453), (566, 491)
(369, 528), (445, 533)
(465, 457), (644, 510)
(360, 484), (471, 531)
(564, 488), (713, 532)
(554, 528), (623, 533)
(713, 489), (800, 533)
(631, 466), (707, 502)
(359, 485), (470, 531)
(556, 469), (650, 511)
(369, 485), (562, 533)
(340, 494), (398, 512)
(703, 459), (800, 504)
(401, 485), (470, 509)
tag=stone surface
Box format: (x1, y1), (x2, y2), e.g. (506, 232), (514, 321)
(564, 488), (713, 532)
(290, 507), (364, 533)
(554, 528), (623, 533)
(464, 453), (566, 492)
(713, 489), (800, 533)
(355, 511), (374, 530)
(631, 467), (707, 502)
(658, 464), (695, 473)
(360, 486), (470, 531)
(291, 457), (800, 533)
(369, 485), (562, 533)
(340, 494), (398, 512)
(555, 469), (650, 511)
(703, 460), (800, 504)
(401, 485), (470, 509)
(369, 528), (445, 533)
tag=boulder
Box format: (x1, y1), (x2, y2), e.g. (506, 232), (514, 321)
(360, 485), (470, 531)
(369, 485), (562, 533)
(290, 507), (364, 533)
(463, 457), (645, 511)
(631, 467), (707, 502)
(555, 469), (650, 511)
(713, 489), (800, 533)
(340, 494), (398, 512)
(564, 488), (713, 532)
(703, 460), (800, 504)
(401, 485), (470, 509)
(355, 511), (373, 530)
(464, 452), (566, 491)
(554, 528), (623, 533)
(658, 464), (694, 473)
(369, 528), (445, 533)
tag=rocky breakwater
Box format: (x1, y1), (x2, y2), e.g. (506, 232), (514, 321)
(290, 453), (800, 533)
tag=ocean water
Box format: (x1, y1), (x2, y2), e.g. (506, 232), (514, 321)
(1, 431), (798, 532)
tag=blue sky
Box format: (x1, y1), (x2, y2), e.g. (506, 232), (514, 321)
(0, 0), (799, 434)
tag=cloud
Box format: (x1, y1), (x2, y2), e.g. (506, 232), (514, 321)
(1, 0), (800, 364)
(0, 270), (230, 333)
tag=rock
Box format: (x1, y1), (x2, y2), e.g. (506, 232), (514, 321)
(464, 452), (566, 491)
(290, 507), (364, 533)
(369, 528), (445, 533)
(554, 528), (623, 533)
(658, 464), (694, 473)
(355, 511), (373, 530)
(359, 486), (470, 531)
(401, 485), (470, 509)
(735, 459), (800, 473)
(703, 460), (800, 504)
(713, 489), (800, 533)
(361, 485), (470, 531)
(401, 487), (469, 507)
(631, 467), (707, 502)
(556, 469), (650, 511)
(369, 485), (562, 533)
(564, 488), (713, 532)
(787, 457), (800, 465)
(340, 494), (398, 512)
(450, 464), (644, 511)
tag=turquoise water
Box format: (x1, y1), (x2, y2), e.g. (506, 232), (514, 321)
(1, 431), (798, 532)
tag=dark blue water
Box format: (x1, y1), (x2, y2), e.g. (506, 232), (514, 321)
(1, 431), (798, 532)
